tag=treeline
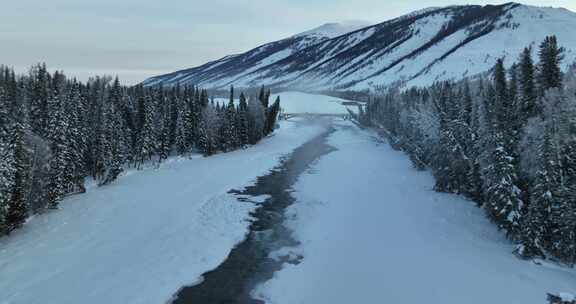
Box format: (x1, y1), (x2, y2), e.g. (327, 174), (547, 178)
(0, 65), (280, 236)
(360, 36), (576, 265)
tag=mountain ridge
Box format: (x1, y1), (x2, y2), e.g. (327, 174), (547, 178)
(144, 3), (576, 92)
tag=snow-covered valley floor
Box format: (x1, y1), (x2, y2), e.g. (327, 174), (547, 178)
(0, 119), (328, 304)
(215, 91), (357, 115)
(1, 110), (575, 304)
(254, 121), (576, 304)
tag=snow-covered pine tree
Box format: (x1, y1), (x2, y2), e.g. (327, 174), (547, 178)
(221, 99), (238, 152)
(28, 63), (51, 137)
(483, 60), (524, 237)
(518, 129), (559, 259)
(247, 96), (265, 145)
(157, 109), (172, 164)
(174, 99), (189, 155)
(167, 89), (179, 149)
(134, 89), (157, 169)
(457, 82), (481, 199)
(538, 35), (564, 95)
(198, 105), (220, 156)
(431, 83), (466, 193)
(66, 82), (88, 192)
(237, 93), (249, 146)
(258, 86), (269, 109)
(0, 97), (17, 234)
(265, 96), (281, 135)
(493, 58), (514, 142)
(509, 63), (519, 104)
(519, 47), (538, 121)
(552, 186), (576, 265)
(99, 78), (126, 185)
(5, 119), (30, 232)
(545, 88), (576, 264)
(45, 89), (73, 209)
(184, 91), (197, 153)
(483, 131), (523, 237)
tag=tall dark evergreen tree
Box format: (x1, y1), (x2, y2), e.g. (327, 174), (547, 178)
(222, 100), (238, 151)
(519, 47), (538, 120)
(28, 63), (51, 137)
(0, 103), (16, 234)
(99, 78), (126, 185)
(5, 120), (30, 231)
(265, 96), (281, 135)
(45, 90), (72, 209)
(519, 129), (560, 258)
(135, 90), (157, 169)
(237, 93), (249, 146)
(538, 35), (564, 94)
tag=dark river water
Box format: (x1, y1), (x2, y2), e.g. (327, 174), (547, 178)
(171, 123), (336, 304)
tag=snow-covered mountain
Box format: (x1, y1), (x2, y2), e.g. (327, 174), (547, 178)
(143, 3), (576, 91)
(142, 21), (369, 89)
(294, 21), (372, 39)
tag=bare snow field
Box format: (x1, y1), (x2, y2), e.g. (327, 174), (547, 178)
(272, 92), (356, 115)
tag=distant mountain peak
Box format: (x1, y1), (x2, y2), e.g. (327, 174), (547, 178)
(294, 21), (372, 39)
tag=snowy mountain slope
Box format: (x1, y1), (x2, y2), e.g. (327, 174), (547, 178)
(294, 21), (372, 39)
(144, 3), (576, 91)
(143, 22), (369, 88)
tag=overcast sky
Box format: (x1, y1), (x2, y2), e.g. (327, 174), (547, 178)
(1, 0), (575, 84)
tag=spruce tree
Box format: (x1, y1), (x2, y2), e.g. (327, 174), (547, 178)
(265, 96), (281, 135)
(198, 105), (220, 156)
(237, 93), (249, 146)
(538, 35), (564, 94)
(247, 96), (265, 144)
(183, 95), (196, 153)
(0, 109), (16, 234)
(99, 78), (126, 185)
(222, 100), (238, 151)
(135, 92), (157, 169)
(484, 131), (523, 237)
(5, 120), (30, 231)
(518, 129), (559, 258)
(67, 82), (88, 192)
(157, 110), (172, 164)
(519, 47), (537, 120)
(493, 58), (510, 129)
(45, 92), (72, 209)
(28, 63), (51, 137)
(174, 102), (189, 155)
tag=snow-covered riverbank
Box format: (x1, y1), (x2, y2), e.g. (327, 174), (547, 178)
(0, 119), (328, 304)
(254, 121), (576, 304)
(1, 113), (575, 304)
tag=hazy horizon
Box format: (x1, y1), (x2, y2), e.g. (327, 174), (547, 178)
(2, 0), (575, 85)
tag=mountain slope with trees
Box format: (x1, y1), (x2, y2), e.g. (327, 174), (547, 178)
(359, 35), (576, 265)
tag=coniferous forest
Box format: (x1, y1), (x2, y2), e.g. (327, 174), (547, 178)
(0, 66), (280, 236)
(360, 36), (576, 265)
